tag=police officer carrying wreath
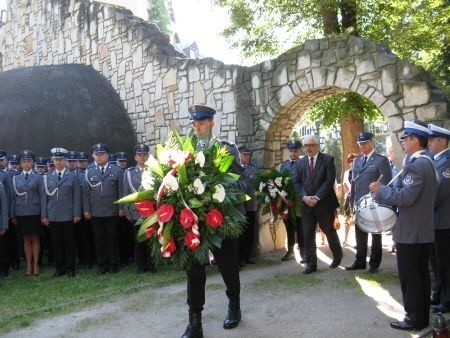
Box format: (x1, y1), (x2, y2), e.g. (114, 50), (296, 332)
(82, 143), (123, 274)
(181, 104), (244, 338)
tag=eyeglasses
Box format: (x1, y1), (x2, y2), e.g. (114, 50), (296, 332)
(303, 144), (318, 148)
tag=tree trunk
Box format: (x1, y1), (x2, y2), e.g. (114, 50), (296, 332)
(320, 4), (339, 36)
(340, 0), (358, 35)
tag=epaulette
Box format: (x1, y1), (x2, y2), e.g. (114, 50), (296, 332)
(220, 140), (235, 147)
(87, 163), (96, 169)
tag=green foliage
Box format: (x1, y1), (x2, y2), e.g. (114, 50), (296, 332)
(214, 0), (450, 91)
(148, 0), (172, 35)
(305, 92), (384, 129)
(323, 137), (343, 182)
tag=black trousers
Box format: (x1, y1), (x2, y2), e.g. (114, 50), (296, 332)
(0, 232), (8, 273)
(283, 215), (304, 255)
(76, 218), (95, 266)
(7, 220), (20, 267)
(396, 243), (431, 328)
(186, 238), (240, 312)
(118, 217), (134, 265)
(435, 229), (450, 306)
(91, 216), (119, 270)
(133, 221), (154, 271)
(354, 225), (382, 269)
(302, 210), (342, 266)
(50, 221), (76, 272)
(239, 211), (256, 261)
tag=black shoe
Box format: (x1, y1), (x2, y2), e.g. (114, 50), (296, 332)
(432, 304), (450, 314)
(223, 307), (241, 329)
(368, 267), (379, 273)
(281, 251), (294, 261)
(246, 258), (256, 264)
(67, 271), (75, 278)
(300, 259), (306, 264)
(303, 264), (317, 274)
(329, 260), (341, 269)
(99, 267), (109, 275)
(345, 263), (366, 271)
(53, 270), (66, 277)
(390, 321), (414, 331)
(239, 260), (246, 268)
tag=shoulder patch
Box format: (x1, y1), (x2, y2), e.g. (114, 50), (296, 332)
(402, 174), (414, 186)
(443, 168), (450, 179)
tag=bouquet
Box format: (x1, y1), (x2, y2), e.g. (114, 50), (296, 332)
(116, 132), (247, 269)
(256, 168), (301, 224)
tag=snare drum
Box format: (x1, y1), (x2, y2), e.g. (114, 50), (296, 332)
(355, 193), (397, 233)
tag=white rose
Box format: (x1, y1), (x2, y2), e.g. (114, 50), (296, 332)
(193, 178), (205, 195)
(212, 184), (226, 202)
(195, 152), (205, 168)
(141, 171), (155, 190)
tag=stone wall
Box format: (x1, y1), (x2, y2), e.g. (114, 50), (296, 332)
(0, 0), (448, 169)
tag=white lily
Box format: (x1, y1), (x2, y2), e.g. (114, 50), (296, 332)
(193, 178), (205, 195)
(275, 177), (283, 187)
(141, 171), (155, 190)
(145, 154), (159, 170)
(212, 184), (225, 202)
(264, 196), (270, 203)
(259, 182), (266, 192)
(163, 172), (179, 191)
(158, 150), (171, 165)
(170, 150), (191, 167)
(195, 151), (205, 168)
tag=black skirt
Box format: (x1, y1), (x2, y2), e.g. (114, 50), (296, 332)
(17, 215), (43, 236)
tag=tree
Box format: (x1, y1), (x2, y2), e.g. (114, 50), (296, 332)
(214, 0), (449, 91)
(148, 0), (171, 35)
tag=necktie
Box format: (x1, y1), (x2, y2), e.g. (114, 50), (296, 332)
(100, 167), (105, 176)
(290, 160), (295, 167)
(58, 172), (62, 181)
(309, 157), (314, 174)
(25, 173), (29, 181)
(363, 156), (368, 166)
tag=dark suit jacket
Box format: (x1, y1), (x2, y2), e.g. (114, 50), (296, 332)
(293, 152), (339, 214)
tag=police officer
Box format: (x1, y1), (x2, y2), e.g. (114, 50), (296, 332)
(34, 157), (48, 175)
(66, 151), (79, 172)
(11, 150), (46, 276)
(76, 151), (94, 270)
(278, 139), (304, 262)
(123, 144), (155, 273)
(345, 132), (392, 273)
(237, 145), (258, 267)
(108, 153), (117, 166)
(41, 148), (81, 278)
(8, 154), (20, 171)
(116, 152), (128, 170)
(0, 151), (9, 277)
(181, 104), (244, 338)
(369, 120), (437, 331)
(428, 124), (450, 314)
(82, 143), (123, 274)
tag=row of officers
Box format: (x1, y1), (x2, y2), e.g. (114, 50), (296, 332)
(0, 143), (155, 278)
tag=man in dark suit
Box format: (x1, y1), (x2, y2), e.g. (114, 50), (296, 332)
(346, 132), (392, 273)
(293, 135), (342, 274)
(370, 120), (437, 331)
(428, 124), (450, 314)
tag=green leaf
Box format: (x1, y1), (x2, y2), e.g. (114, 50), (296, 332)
(187, 198), (203, 208)
(115, 190), (153, 204)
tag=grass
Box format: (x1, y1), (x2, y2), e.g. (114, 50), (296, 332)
(0, 264), (185, 333)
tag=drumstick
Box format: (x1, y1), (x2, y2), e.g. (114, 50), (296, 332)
(376, 174), (383, 182)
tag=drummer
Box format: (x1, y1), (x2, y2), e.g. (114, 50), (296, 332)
(369, 119), (437, 331)
(345, 132), (392, 273)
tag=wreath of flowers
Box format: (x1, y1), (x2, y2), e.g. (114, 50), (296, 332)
(116, 132), (247, 269)
(255, 168), (301, 224)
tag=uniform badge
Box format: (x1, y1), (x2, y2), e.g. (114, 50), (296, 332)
(402, 174), (414, 185)
(443, 168), (450, 179)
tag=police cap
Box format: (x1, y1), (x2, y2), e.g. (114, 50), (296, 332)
(20, 150), (35, 161)
(357, 132), (375, 143)
(78, 152), (89, 160)
(238, 145), (251, 154)
(428, 124), (450, 140)
(35, 157), (47, 166)
(134, 144), (149, 154)
(116, 152), (127, 160)
(51, 147), (68, 159)
(400, 119), (432, 139)
(188, 104), (216, 121)
(8, 154), (20, 164)
(66, 150), (79, 161)
(91, 143), (109, 153)
(286, 140), (302, 149)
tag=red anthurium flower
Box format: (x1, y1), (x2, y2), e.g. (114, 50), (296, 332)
(134, 200), (155, 218)
(184, 231), (200, 251)
(157, 204), (175, 223)
(205, 209), (223, 228)
(161, 237), (176, 257)
(180, 208), (196, 229)
(282, 211), (289, 220)
(145, 226), (156, 238)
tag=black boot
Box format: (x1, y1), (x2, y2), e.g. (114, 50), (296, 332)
(181, 311), (203, 338)
(281, 246), (294, 261)
(223, 299), (241, 329)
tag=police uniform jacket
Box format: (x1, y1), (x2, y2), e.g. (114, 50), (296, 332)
(350, 152), (392, 209)
(434, 148), (450, 230)
(279, 158), (298, 177)
(42, 170), (81, 222)
(375, 151), (437, 244)
(11, 171), (46, 217)
(242, 163), (258, 212)
(0, 182), (8, 230)
(82, 164), (123, 217)
(123, 166), (143, 221)
(293, 152), (339, 214)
